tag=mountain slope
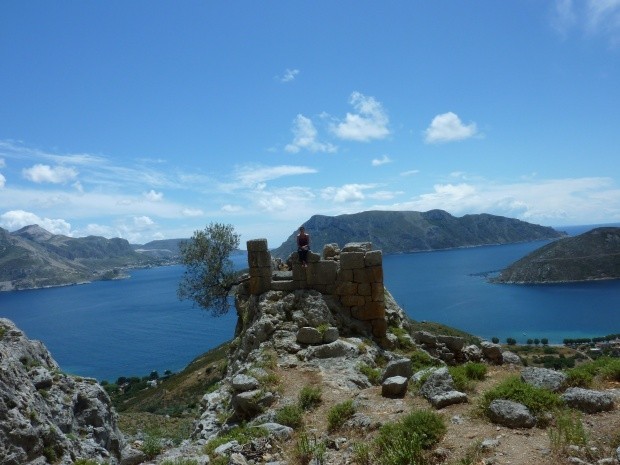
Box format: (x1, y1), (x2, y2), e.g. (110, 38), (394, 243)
(271, 210), (564, 258)
(494, 227), (620, 283)
(1, 225), (160, 291)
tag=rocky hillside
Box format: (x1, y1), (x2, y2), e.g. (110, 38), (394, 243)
(0, 225), (161, 291)
(132, 238), (185, 261)
(270, 210), (564, 258)
(495, 227), (620, 283)
(0, 318), (126, 465)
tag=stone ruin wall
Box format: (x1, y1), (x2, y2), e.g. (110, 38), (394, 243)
(245, 238), (386, 338)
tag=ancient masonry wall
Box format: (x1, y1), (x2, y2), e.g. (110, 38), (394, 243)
(245, 239), (386, 338)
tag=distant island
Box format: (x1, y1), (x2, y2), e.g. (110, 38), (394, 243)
(0, 225), (184, 291)
(271, 209), (564, 258)
(494, 227), (620, 284)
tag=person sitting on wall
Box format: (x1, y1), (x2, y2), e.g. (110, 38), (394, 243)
(296, 226), (310, 268)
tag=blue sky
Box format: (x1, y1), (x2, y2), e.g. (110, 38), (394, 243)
(1, 1), (619, 247)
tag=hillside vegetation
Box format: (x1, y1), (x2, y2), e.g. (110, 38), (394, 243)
(271, 209), (564, 258)
(495, 227), (620, 283)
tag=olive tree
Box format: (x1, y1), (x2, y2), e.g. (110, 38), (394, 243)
(177, 222), (242, 316)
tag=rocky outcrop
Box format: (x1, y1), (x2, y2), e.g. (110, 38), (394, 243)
(521, 367), (567, 392)
(419, 367), (467, 409)
(562, 387), (615, 413)
(487, 399), (536, 428)
(0, 318), (125, 465)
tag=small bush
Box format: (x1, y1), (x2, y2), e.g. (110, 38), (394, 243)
(479, 375), (562, 419)
(410, 349), (440, 372)
(564, 366), (594, 388)
(275, 404), (304, 429)
(352, 441), (372, 465)
(549, 409), (588, 452)
(327, 399), (356, 432)
(357, 362), (382, 385)
(204, 424), (268, 455)
(294, 431), (326, 465)
(374, 410), (446, 465)
(389, 326), (413, 349)
(160, 459), (199, 465)
(464, 362), (487, 380)
(141, 433), (163, 459)
(600, 358), (620, 382)
(298, 385), (322, 411)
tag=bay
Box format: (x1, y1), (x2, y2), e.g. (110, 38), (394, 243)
(1, 226), (619, 381)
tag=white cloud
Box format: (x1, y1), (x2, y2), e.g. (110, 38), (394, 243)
(331, 92), (390, 142)
(0, 173), (5, 188)
(553, 0), (620, 45)
(236, 164), (318, 186)
(424, 112), (478, 144)
(0, 158), (5, 168)
(0, 210), (72, 235)
(133, 216), (155, 228)
(279, 68), (300, 82)
(321, 183), (376, 203)
(182, 208), (204, 217)
(144, 189), (164, 201)
(22, 164), (78, 184)
(371, 155), (392, 166)
(400, 169), (420, 176)
(368, 190), (402, 200)
(285, 114), (337, 153)
(221, 204), (242, 213)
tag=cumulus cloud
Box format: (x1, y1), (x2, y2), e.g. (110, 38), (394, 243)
(221, 204), (242, 213)
(144, 189), (164, 201)
(371, 155), (392, 166)
(133, 216), (155, 228)
(22, 164), (78, 184)
(279, 68), (300, 82)
(321, 183), (376, 203)
(400, 169), (420, 176)
(331, 92), (390, 142)
(285, 114), (337, 153)
(424, 112), (478, 144)
(0, 210), (72, 235)
(182, 208), (204, 217)
(0, 173), (5, 188)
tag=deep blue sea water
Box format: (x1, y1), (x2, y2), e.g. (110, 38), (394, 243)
(1, 224), (619, 381)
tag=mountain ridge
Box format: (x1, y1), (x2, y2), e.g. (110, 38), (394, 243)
(271, 209), (565, 258)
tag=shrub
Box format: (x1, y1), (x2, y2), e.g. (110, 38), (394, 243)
(352, 441), (372, 465)
(141, 432), (163, 459)
(464, 362), (487, 380)
(327, 399), (356, 432)
(389, 326), (413, 349)
(600, 358), (620, 382)
(410, 349), (440, 372)
(275, 404), (304, 429)
(491, 337), (500, 344)
(549, 409), (588, 452)
(479, 376), (562, 419)
(160, 459), (199, 465)
(357, 362), (382, 385)
(448, 362), (487, 392)
(374, 410), (446, 465)
(298, 385), (322, 411)
(204, 424), (268, 455)
(564, 366), (594, 388)
(294, 431), (326, 465)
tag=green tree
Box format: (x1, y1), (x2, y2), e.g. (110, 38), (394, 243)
(177, 223), (242, 316)
(541, 338), (549, 346)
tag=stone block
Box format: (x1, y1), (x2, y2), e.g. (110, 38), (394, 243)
(335, 281), (358, 296)
(249, 276), (270, 295)
(342, 242), (372, 252)
(364, 250), (382, 267)
(248, 250), (272, 268)
(292, 264), (308, 281)
(371, 318), (388, 338)
(311, 261), (338, 284)
(368, 265), (383, 283)
(250, 266), (272, 279)
(341, 295), (366, 307)
(340, 252), (366, 270)
(357, 283), (372, 296)
(338, 269), (353, 282)
(323, 243), (340, 259)
(371, 283), (385, 301)
(271, 280), (298, 291)
(246, 239), (268, 252)
(351, 301), (384, 320)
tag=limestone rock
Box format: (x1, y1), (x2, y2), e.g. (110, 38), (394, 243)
(521, 367), (567, 392)
(562, 387), (614, 413)
(232, 374), (259, 392)
(258, 422), (294, 440)
(296, 327), (323, 345)
(501, 351), (522, 365)
(481, 341), (503, 364)
(381, 376), (408, 398)
(382, 358), (413, 381)
(419, 367), (467, 408)
(0, 318), (124, 465)
(462, 344), (483, 362)
(487, 399), (536, 428)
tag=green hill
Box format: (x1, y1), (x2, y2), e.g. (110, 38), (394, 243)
(494, 227), (620, 283)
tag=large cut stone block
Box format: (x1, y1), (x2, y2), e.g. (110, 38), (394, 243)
(335, 281), (358, 296)
(351, 301), (384, 320)
(248, 250), (272, 268)
(364, 250), (382, 267)
(247, 239), (268, 252)
(340, 252), (365, 270)
(341, 295), (366, 307)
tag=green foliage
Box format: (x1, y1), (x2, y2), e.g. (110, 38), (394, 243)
(449, 362), (487, 391)
(564, 366), (595, 388)
(491, 337), (500, 344)
(410, 349), (441, 372)
(549, 409), (588, 452)
(327, 399), (356, 432)
(204, 424), (269, 455)
(72, 460), (107, 465)
(600, 358), (620, 381)
(141, 432), (163, 459)
(316, 323), (330, 335)
(352, 441), (372, 465)
(177, 222), (241, 316)
(374, 410), (446, 465)
(298, 385), (322, 411)
(479, 376), (562, 419)
(506, 337), (517, 345)
(389, 326), (414, 349)
(0, 324), (6, 340)
(275, 404), (304, 429)
(294, 431), (326, 465)
(160, 459), (199, 465)
(357, 362), (382, 385)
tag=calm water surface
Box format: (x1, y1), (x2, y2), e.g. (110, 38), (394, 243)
(1, 227), (619, 381)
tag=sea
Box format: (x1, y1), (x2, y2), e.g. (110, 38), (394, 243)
(1, 223), (619, 382)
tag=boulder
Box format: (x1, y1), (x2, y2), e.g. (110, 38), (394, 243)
(381, 376), (408, 398)
(419, 367), (467, 408)
(462, 344), (483, 362)
(232, 374), (259, 392)
(382, 358), (413, 381)
(501, 351), (522, 365)
(296, 327), (323, 345)
(322, 327), (339, 344)
(521, 367), (567, 392)
(232, 390), (276, 418)
(258, 423), (294, 440)
(481, 341), (503, 364)
(561, 387), (614, 413)
(487, 399), (536, 428)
